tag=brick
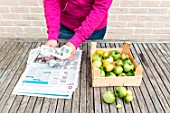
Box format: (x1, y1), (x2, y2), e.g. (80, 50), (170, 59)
(129, 8), (147, 14)
(135, 29), (152, 34)
(0, 21), (13, 26)
(108, 22), (126, 27)
(41, 28), (47, 33)
(22, 14), (40, 20)
(140, 1), (160, 7)
(108, 15), (117, 21)
(19, 0), (38, 6)
(10, 7), (29, 13)
(164, 23), (170, 28)
(2, 14), (21, 19)
(118, 15), (136, 21)
(110, 1), (119, 7)
(0, 33), (16, 38)
(119, 1), (139, 7)
(145, 23), (164, 28)
(0, 0), (18, 5)
(13, 21), (31, 26)
(148, 8), (168, 14)
(153, 29), (170, 34)
(142, 35), (160, 40)
(138, 16), (155, 21)
(160, 35), (170, 40)
(32, 21), (46, 26)
(109, 8), (128, 14)
(0, 27), (6, 32)
(125, 35), (143, 40)
(16, 33), (47, 38)
(24, 28), (42, 33)
(0, 7), (9, 13)
(160, 1), (170, 7)
(107, 28), (133, 34)
(105, 33), (124, 40)
(30, 7), (44, 13)
(128, 22), (145, 27)
(6, 27), (23, 32)
(157, 16), (170, 21)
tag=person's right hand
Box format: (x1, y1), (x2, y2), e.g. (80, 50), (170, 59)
(45, 40), (58, 48)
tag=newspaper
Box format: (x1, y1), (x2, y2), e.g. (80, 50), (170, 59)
(12, 46), (82, 99)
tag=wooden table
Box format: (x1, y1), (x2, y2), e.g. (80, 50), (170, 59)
(0, 41), (170, 113)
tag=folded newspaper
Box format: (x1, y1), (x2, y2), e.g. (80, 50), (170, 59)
(12, 45), (82, 99)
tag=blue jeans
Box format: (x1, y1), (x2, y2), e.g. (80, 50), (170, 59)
(59, 24), (107, 40)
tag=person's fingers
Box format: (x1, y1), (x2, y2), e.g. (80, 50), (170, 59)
(66, 51), (75, 60)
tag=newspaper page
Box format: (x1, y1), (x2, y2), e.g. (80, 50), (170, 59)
(12, 47), (82, 99)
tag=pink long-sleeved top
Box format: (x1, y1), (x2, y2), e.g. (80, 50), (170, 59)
(44, 0), (112, 48)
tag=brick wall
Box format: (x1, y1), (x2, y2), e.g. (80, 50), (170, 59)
(0, 0), (170, 40)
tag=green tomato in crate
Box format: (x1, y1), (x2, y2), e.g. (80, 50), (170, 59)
(122, 58), (132, 64)
(115, 86), (127, 98)
(126, 71), (135, 76)
(105, 63), (114, 72)
(102, 91), (116, 104)
(115, 59), (123, 66)
(123, 63), (134, 72)
(100, 70), (105, 77)
(121, 53), (129, 60)
(106, 72), (116, 77)
(92, 60), (102, 69)
(96, 49), (104, 56)
(103, 51), (109, 59)
(123, 94), (133, 103)
(118, 73), (126, 77)
(105, 56), (114, 63)
(92, 53), (102, 61)
(109, 50), (121, 60)
(113, 66), (123, 75)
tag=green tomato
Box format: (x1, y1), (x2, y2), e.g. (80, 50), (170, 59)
(116, 104), (122, 109)
(118, 73), (126, 77)
(123, 63), (132, 72)
(115, 59), (123, 66)
(100, 70), (105, 77)
(92, 60), (102, 69)
(106, 72), (116, 77)
(103, 52), (109, 59)
(116, 86), (127, 98)
(121, 53), (129, 60)
(114, 66), (123, 75)
(126, 71), (135, 76)
(92, 53), (102, 61)
(109, 50), (121, 60)
(105, 63), (114, 72)
(105, 56), (114, 63)
(122, 58), (132, 64)
(96, 49), (104, 56)
(102, 91), (116, 104)
(123, 94), (133, 103)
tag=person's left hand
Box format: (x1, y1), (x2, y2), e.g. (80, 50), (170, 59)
(65, 42), (76, 60)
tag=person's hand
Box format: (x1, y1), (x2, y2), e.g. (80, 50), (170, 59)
(65, 42), (76, 60)
(45, 40), (58, 48)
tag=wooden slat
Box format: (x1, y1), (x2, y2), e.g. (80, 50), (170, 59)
(79, 43), (87, 113)
(130, 43), (157, 113)
(100, 43), (110, 113)
(0, 42), (39, 113)
(40, 98), (51, 113)
(133, 43), (166, 113)
(32, 97), (44, 113)
(86, 43), (94, 113)
(0, 42), (9, 54)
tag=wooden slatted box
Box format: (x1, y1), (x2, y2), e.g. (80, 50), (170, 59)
(90, 42), (143, 87)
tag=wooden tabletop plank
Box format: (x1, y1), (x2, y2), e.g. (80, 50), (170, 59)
(86, 43), (94, 113)
(32, 97), (44, 113)
(106, 43), (118, 113)
(130, 43), (157, 113)
(0, 43), (39, 113)
(134, 43), (167, 113)
(40, 98), (51, 113)
(0, 42), (9, 55)
(100, 43), (110, 113)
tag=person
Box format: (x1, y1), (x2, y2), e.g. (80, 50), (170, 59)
(44, 0), (112, 60)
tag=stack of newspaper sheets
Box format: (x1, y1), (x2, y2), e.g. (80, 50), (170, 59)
(12, 46), (82, 99)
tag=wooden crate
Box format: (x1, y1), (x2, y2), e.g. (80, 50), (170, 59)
(90, 42), (143, 87)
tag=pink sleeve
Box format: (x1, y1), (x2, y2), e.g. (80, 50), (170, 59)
(69, 0), (112, 48)
(44, 0), (61, 41)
